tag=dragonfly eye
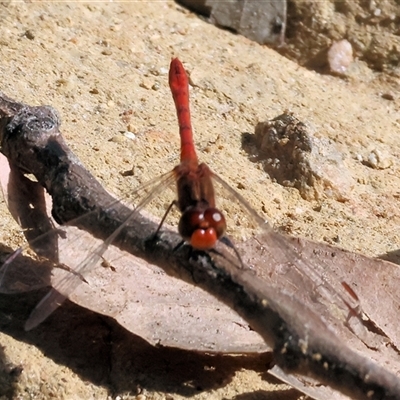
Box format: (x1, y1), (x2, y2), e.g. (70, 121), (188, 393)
(204, 208), (226, 239)
(178, 207), (226, 250)
(190, 227), (217, 250)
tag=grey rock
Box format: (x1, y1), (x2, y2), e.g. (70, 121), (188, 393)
(177, 0), (286, 45)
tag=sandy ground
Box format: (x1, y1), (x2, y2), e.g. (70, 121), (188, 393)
(0, 1), (400, 399)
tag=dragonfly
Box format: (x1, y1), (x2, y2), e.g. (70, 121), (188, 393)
(0, 58), (364, 337)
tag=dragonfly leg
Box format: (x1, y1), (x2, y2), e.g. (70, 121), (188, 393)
(153, 200), (178, 239)
(219, 236), (244, 268)
(173, 240), (185, 252)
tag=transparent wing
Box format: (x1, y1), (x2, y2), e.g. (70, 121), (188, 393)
(0, 170), (176, 330)
(210, 172), (368, 341)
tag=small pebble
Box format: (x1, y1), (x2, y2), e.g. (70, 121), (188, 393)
(373, 8), (381, 16)
(333, 235), (340, 243)
(381, 92), (395, 101)
(327, 39), (353, 75)
(121, 109), (133, 124)
(24, 29), (35, 40)
(139, 79), (152, 90)
(109, 135), (125, 144)
(110, 24), (121, 32)
(97, 39), (109, 47)
(159, 67), (168, 75)
(124, 131), (136, 140)
(364, 149), (393, 169)
(55, 78), (69, 86)
(126, 123), (136, 132)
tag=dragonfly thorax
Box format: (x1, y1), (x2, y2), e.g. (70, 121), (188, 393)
(174, 162), (216, 212)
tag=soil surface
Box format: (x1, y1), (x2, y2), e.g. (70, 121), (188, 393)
(0, 1), (400, 399)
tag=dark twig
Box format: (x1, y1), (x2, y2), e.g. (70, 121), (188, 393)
(0, 93), (399, 400)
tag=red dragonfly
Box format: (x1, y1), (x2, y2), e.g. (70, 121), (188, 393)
(0, 58), (362, 333)
(159, 58), (230, 251)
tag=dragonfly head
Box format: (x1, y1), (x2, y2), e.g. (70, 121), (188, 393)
(178, 206), (226, 250)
